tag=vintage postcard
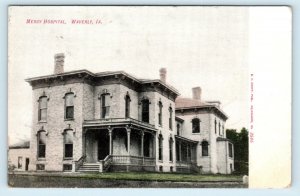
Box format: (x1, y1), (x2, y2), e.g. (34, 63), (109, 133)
(7, 6), (291, 188)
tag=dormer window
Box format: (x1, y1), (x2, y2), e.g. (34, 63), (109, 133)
(192, 118), (200, 133)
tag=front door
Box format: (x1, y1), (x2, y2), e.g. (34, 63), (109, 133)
(25, 158), (29, 171)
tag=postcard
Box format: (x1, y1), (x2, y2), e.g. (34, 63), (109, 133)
(7, 6), (291, 188)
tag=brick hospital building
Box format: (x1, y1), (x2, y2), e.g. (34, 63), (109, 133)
(14, 53), (234, 174)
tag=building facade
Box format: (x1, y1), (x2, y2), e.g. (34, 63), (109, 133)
(23, 53), (234, 174)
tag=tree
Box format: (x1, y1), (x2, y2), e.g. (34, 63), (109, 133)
(226, 127), (249, 175)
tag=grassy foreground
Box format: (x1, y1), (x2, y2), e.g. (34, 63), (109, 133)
(71, 172), (242, 182)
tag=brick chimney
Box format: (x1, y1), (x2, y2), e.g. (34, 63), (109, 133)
(159, 68), (167, 83)
(54, 53), (65, 74)
(192, 87), (201, 100)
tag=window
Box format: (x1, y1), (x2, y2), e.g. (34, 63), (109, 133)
(218, 122), (221, 135)
(176, 124), (180, 136)
(169, 107), (173, 130)
(192, 118), (200, 133)
(158, 134), (163, 161)
(36, 164), (45, 170)
(214, 119), (217, 134)
(222, 125), (224, 136)
(64, 130), (73, 158)
(142, 99), (150, 123)
(125, 94), (131, 118)
(38, 96), (47, 121)
(169, 137), (173, 162)
(38, 131), (46, 158)
(229, 143), (233, 158)
(101, 94), (110, 118)
(65, 93), (74, 119)
(63, 164), (72, 171)
(176, 142), (180, 161)
(158, 101), (163, 126)
(18, 157), (22, 169)
(202, 141), (208, 156)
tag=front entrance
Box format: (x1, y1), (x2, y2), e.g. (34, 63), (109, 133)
(25, 158), (29, 171)
(85, 130), (109, 162)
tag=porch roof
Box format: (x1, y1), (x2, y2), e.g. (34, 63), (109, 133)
(175, 135), (198, 144)
(83, 117), (157, 132)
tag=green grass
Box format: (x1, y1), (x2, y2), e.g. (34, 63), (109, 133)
(74, 172), (242, 182)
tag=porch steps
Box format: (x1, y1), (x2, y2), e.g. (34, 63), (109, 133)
(78, 163), (100, 173)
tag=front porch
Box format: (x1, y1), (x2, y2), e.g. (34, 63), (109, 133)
(75, 118), (157, 172)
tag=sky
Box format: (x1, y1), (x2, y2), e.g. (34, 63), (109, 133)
(8, 6), (249, 145)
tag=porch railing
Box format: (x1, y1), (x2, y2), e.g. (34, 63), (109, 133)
(176, 160), (200, 173)
(110, 155), (155, 166)
(73, 155), (86, 172)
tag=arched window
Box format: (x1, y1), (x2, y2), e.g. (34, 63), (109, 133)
(101, 93), (110, 118)
(64, 130), (73, 159)
(158, 134), (163, 161)
(202, 141), (209, 156)
(169, 137), (173, 162)
(141, 99), (150, 123)
(65, 93), (74, 119)
(37, 131), (46, 158)
(192, 118), (200, 133)
(176, 124), (180, 136)
(158, 101), (163, 126)
(169, 107), (173, 130)
(125, 94), (131, 118)
(38, 96), (47, 121)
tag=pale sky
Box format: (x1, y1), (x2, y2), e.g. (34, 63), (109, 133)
(8, 6), (249, 145)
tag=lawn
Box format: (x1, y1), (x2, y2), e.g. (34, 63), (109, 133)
(74, 172), (243, 182)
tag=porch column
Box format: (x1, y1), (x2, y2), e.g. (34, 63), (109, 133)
(141, 131), (144, 157)
(179, 141), (182, 162)
(108, 127), (113, 155)
(126, 126), (131, 155)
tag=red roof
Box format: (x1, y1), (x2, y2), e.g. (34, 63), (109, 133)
(175, 97), (210, 108)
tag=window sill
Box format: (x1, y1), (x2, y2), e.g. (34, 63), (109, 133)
(192, 133), (201, 135)
(38, 120), (47, 123)
(37, 158), (46, 161)
(63, 158), (73, 160)
(64, 118), (74, 121)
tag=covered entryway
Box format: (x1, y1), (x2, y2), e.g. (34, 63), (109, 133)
(85, 129), (109, 162)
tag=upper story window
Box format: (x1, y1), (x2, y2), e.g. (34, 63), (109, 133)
(192, 118), (200, 133)
(65, 93), (74, 119)
(214, 119), (217, 134)
(101, 94), (110, 118)
(38, 96), (48, 121)
(228, 143), (233, 158)
(158, 134), (163, 161)
(218, 122), (221, 135)
(158, 101), (163, 126)
(141, 99), (150, 123)
(201, 141), (208, 156)
(64, 130), (73, 159)
(169, 107), (173, 130)
(176, 124), (180, 136)
(38, 131), (46, 158)
(125, 94), (131, 118)
(222, 125), (225, 136)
